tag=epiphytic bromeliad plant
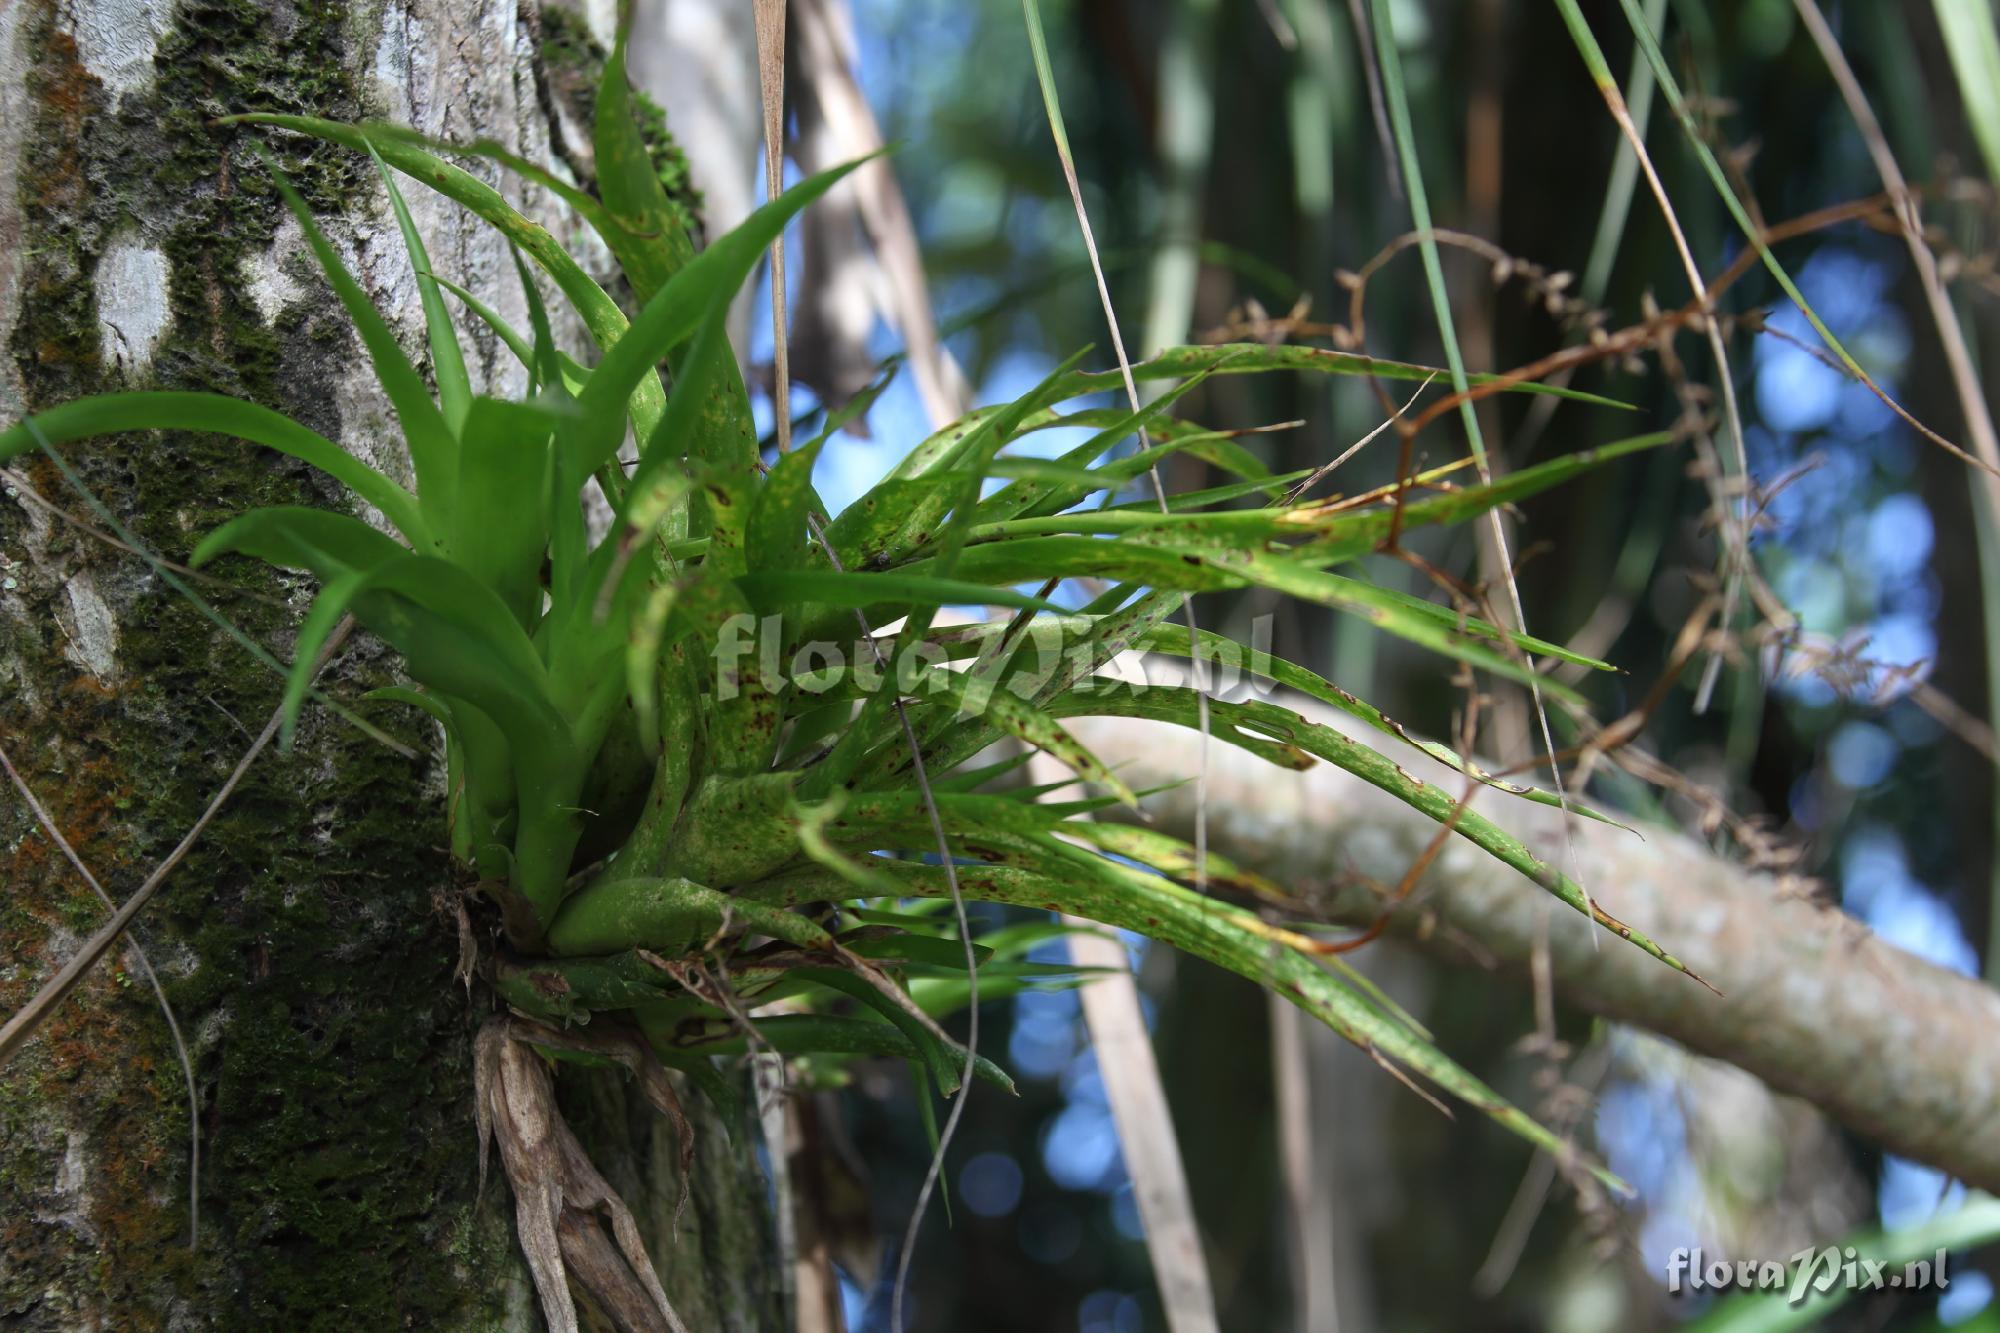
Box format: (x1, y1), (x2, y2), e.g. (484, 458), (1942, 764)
(0, 33), (1702, 1332)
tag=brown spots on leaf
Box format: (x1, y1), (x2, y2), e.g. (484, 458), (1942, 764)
(528, 970), (573, 999)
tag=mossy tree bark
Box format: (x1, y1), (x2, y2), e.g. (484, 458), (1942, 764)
(0, 1), (777, 1327)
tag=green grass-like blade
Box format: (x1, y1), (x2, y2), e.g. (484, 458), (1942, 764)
(794, 968), (966, 1095)
(1937, 0), (2000, 185)
(1127, 622), (1631, 827)
(669, 1014), (1017, 1095)
(1327, 574), (1612, 671)
(194, 506), (423, 742)
(1597, 0), (1880, 390)
(917, 667), (1138, 807)
(748, 429), (831, 575)
(428, 272), (591, 393)
(1365, 0), (1491, 469)
(1228, 555), (1595, 701)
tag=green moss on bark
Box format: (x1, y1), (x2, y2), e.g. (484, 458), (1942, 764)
(0, 1), (511, 1326)
(538, 5), (706, 243)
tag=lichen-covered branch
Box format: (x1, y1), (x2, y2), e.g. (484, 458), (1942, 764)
(1067, 701), (2000, 1192)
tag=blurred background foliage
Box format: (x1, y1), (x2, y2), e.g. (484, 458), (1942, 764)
(709, 0), (2000, 1327)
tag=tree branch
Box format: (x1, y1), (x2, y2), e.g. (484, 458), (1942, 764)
(1067, 699), (2000, 1190)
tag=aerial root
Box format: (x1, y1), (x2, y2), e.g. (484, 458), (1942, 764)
(475, 1017), (692, 1333)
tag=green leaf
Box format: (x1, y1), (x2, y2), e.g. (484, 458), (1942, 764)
(191, 504), (407, 576)
(254, 147), (458, 526)
(733, 569), (1068, 618)
(626, 581), (682, 750)
(746, 858), (1613, 1188)
(230, 114), (670, 454)
(429, 271), (592, 393)
(361, 684), (455, 731)
(1318, 573), (1611, 671)
(825, 476), (955, 567)
(546, 874), (834, 957)
(915, 666), (1137, 807)
(793, 795), (911, 898)
(792, 968), (967, 1095)
(593, 29), (695, 300)
(1283, 430), (1676, 562)
(1040, 685), (1700, 981)
(629, 314), (749, 551)
(591, 26), (764, 499)
(574, 157), (876, 483)
(842, 932), (1002, 969)
(191, 505), (417, 745)
(0, 394), (428, 547)
(669, 1014), (1017, 1094)
(748, 430), (832, 575)
(1937, 0), (2000, 186)
(452, 397), (555, 627)
(1222, 555), (1593, 701)
(372, 145), (472, 434)
(1057, 343), (1634, 411)
(1107, 468), (1309, 514)
(277, 568), (371, 744)
(905, 533), (1242, 592)
(972, 362), (1233, 524)
(1127, 621), (1630, 826)
(668, 571), (783, 776)
(1059, 821), (1289, 903)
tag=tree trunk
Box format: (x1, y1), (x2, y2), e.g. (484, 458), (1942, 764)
(0, 1), (777, 1326)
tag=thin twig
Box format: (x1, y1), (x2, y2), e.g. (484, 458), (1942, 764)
(2, 465), (288, 607)
(747, 10), (978, 1322)
(1471, 1037), (1615, 1295)
(1557, 6), (1753, 714)
(0, 617), (357, 1068)
(1365, 0), (1595, 958)
(1344, 0), (1403, 200)
(0, 739), (202, 1247)
(752, 26), (980, 1312)
(1018, 14), (1223, 1331)
(1285, 372), (1435, 503)
(1791, 0), (2000, 491)
(18, 435), (415, 759)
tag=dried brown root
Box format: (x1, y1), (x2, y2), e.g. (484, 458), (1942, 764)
(475, 1017), (693, 1333)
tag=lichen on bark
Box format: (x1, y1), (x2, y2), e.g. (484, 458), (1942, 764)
(2, 0), (782, 1326)
(1, 0), (511, 1325)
